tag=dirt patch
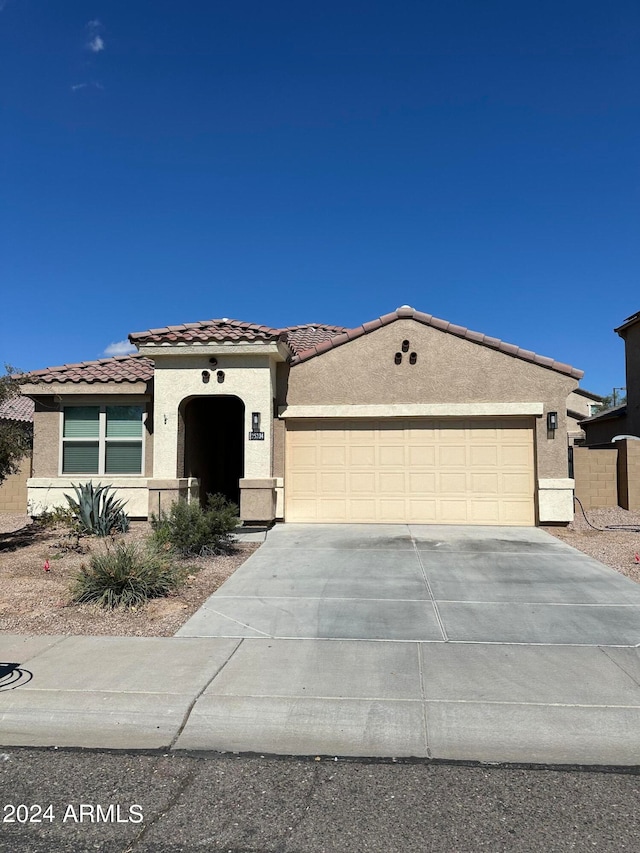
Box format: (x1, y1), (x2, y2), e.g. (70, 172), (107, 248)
(0, 514), (257, 636)
(543, 506), (640, 583)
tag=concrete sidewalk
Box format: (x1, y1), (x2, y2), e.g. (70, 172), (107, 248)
(2, 633), (640, 764)
(2, 524), (640, 765)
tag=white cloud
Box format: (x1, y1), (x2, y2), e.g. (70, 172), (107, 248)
(71, 81), (104, 92)
(103, 340), (137, 357)
(87, 35), (105, 52)
(87, 19), (102, 30)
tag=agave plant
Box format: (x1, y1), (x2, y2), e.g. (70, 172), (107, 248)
(64, 482), (130, 536)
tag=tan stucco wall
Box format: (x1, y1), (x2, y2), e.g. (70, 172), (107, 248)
(0, 453), (31, 512)
(567, 390), (597, 420)
(151, 354), (278, 481)
(286, 320), (577, 482)
(32, 399), (61, 478)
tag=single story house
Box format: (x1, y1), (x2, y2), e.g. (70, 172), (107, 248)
(580, 310), (640, 447)
(21, 305), (584, 526)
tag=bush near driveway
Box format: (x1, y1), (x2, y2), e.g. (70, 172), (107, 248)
(150, 494), (239, 557)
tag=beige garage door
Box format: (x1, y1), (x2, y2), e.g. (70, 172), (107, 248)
(285, 418), (535, 525)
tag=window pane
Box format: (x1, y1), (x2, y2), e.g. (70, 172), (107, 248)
(105, 441), (142, 474)
(106, 406), (143, 438)
(63, 442), (99, 473)
(63, 407), (99, 438)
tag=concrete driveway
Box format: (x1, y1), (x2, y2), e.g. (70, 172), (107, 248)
(172, 524), (640, 763)
(5, 525), (640, 763)
(177, 523), (640, 645)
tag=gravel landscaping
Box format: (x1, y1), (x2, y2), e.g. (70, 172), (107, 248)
(2, 506), (640, 639)
(543, 505), (640, 583)
(0, 514), (257, 636)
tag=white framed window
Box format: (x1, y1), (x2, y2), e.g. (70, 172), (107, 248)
(61, 405), (144, 475)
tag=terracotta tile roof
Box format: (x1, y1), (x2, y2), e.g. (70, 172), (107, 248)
(25, 308), (583, 384)
(290, 305), (584, 379)
(0, 394), (34, 422)
(283, 324), (348, 355)
(25, 354), (154, 385)
(129, 318), (287, 346)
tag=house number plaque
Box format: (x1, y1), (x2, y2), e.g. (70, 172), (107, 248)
(249, 431), (265, 440)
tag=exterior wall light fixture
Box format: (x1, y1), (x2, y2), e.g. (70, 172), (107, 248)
(547, 411), (558, 431)
(252, 412), (261, 431)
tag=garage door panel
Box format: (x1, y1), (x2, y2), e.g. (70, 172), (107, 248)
(379, 472), (405, 493)
(350, 472), (376, 492)
(349, 428), (377, 444)
(286, 418), (534, 525)
(502, 445), (532, 466)
(350, 446), (376, 466)
(440, 500), (469, 522)
(320, 472), (346, 492)
(408, 500), (438, 522)
(439, 472), (468, 494)
(290, 471), (317, 493)
(470, 472), (500, 493)
(439, 446), (467, 467)
(378, 499), (407, 520)
(290, 445), (317, 467)
(502, 473), (533, 495)
(408, 445), (436, 466)
(379, 446), (405, 467)
(470, 445), (499, 466)
(318, 499), (348, 521)
(409, 472), (436, 493)
(470, 500), (501, 523)
(350, 499), (377, 521)
(319, 445), (346, 466)
(502, 500), (534, 524)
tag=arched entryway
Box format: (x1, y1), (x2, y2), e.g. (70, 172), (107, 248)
(181, 396), (245, 507)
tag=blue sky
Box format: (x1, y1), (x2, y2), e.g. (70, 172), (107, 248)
(1, 0), (638, 396)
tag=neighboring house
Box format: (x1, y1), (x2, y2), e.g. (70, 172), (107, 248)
(566, 387), (604, 446)
(0, 393), (34, 513)
(21, 305), (584, 526)
(580, 310), (640, 446)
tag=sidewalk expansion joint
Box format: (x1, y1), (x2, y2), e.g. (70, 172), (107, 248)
(168, 639), (245, 750)
(411, 534), (448, 642)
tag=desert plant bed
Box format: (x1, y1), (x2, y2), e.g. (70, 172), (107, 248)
(0, 514), (257, 636)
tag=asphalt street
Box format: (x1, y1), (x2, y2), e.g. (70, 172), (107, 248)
(0, 749), (639, 852)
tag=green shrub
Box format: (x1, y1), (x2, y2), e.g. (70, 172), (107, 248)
(64, 482), (130, 537)
(150, 493), (239, 556)
(33, 505), (78, 530)
(70, 541), (185, 609)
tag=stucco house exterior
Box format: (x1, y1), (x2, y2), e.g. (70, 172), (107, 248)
(21, 305), (584, 526)
(566, 387), (604, 446)
(580, 310), (640, 447)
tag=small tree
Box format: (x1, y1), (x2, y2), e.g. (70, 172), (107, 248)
(593, 392), (627, 414)
(0, 365), (32, 486)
